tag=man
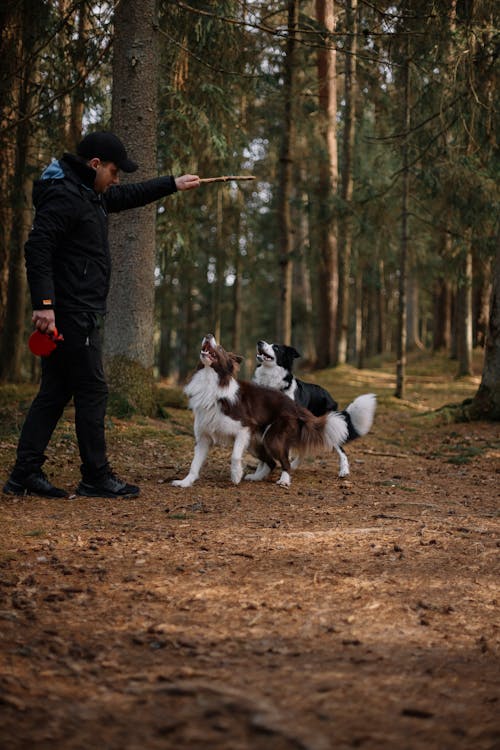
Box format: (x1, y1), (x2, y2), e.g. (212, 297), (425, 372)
(3, 131), (200, 499)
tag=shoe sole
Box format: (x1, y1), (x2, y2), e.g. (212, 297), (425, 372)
(3, 482), (68, 499)
(76, 487), (139, 499)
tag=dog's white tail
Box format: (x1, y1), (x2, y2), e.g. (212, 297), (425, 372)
(345, 393), (377, 438)
(324, 412), (350, 449)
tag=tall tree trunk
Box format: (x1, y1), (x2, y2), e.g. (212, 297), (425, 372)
(315, 0), (338, 367)
(433, 227), (453, 352)
(68, 1), (90, 149)
(57, 0), (91, 151)
(231, 190), (244, 353)
(104, 0), (159, 414)
(456, 236), (473, 375)
(213, 188), (224, 342)
(395, 45), (410, 399)
(277, 0), (298, 344)
(178, 261), (194, 383)
(0, 0), (43, 382)
(157, 277), (173, 379)
(0, 117), (30, 382)
(406, 266), (424, 351)
(336, 0), (357, 365)
(432, 2), (456, 357)
(0, 2), (22, 334)
(377, 255), (386, 355)
(466, 230), (500, 419)
(353, 263), (363, 366)
(473, 256), (491, 347)
(433, 276), (452, 352)
(296, 182), (315, 363)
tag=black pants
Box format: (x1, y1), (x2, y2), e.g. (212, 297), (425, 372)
(12, 313), (109, 483)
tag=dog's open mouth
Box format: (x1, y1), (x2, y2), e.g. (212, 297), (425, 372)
(200, 335), (217, 362)
(257, 341), (274, 362)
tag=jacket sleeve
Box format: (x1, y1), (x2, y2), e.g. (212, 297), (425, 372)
(103, 175), (178, 213)
(24, 184), (77, 310)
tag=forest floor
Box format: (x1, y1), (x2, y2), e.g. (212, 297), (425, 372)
(0, 351), (498, 750)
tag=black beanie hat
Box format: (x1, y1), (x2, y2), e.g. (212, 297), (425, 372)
(77, 131), (138, 173)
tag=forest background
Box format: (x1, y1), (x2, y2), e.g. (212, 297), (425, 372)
(0, 0), (498, 417)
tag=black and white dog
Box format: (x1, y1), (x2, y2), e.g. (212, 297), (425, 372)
(253, 340), (376, 477)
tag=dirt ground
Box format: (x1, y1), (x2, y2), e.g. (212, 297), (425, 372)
(0, 355), (499, 750)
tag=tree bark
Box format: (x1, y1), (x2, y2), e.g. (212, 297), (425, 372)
(0, 2), (22, 335)
(104, 0), (159, 414)
(0, 0), (44, 382)
(277, 0), (298, 344)
(315, 0), (338, 368)
(395, 45), (410, 399)
(406, 267), (424, 351)
(433, 277), (452, 352)
(213, 188), (224, 342)
(465, 232), (500, 419)
(231, 190), (244, 353)
(336, 0), (357, 365)
(456, 236), (474, 376)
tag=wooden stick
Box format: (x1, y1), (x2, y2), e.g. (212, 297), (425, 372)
(199, 175), (256, 184)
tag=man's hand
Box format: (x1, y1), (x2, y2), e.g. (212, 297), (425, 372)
(175, 174), (200, 191)
(32, 309), (56, 334)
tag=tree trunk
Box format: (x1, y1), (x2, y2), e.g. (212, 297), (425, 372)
(473, 256), (491, 347)
(104, 0), (159, 414)
(433, 277), (452, 351)
(353, 263), (363, 366)
(336, 0), (357, 365)
(0, 2), (22, 335)
(178, 260), (194, 383)
(157, 278), (172, 379)
(0, 0), (43, 382)
(68, 1), (90, 151)
(213, 188), (224, 342)
(315, 0), (338, 367)
(377, 255), (386, 355)
(395, 46), (410, 399)
(57, 1), (89, 151)
(277, 0), (298, 344)
(465, 232), (500, 419)
(0, 115), (30, 382)
(296, 182), (315, 363)
(231, 190), (244, 353)
(456, 237), (474, 376)
(406, 267), (423, 351)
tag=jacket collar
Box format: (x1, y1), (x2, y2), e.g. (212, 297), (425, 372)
(61, 153), (97, 191)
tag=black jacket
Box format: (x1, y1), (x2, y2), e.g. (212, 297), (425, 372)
(25, 153), (177, 314)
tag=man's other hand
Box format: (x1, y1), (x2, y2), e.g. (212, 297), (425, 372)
(33, 309), (56, 334)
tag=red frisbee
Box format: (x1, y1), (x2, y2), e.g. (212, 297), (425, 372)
(28, 328), (64, 357)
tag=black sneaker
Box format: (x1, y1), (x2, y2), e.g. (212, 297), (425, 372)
(3, 471), (68, 498)
(76, 473), (139, 498)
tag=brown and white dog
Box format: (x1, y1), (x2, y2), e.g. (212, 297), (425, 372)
(172, 335), (375, 488)
(253, 340), (376, 477)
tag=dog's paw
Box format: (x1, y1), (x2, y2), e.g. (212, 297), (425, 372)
(276, 471), (291, 487)
(231, 462), (244, 484)
(338, 452), (350, 477)
(172, 477), (194, 488)
(244, 463), (271, 482)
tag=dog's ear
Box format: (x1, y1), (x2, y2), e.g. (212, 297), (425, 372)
(285, 346), (301, 359)
(229, 353), (244, 370)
